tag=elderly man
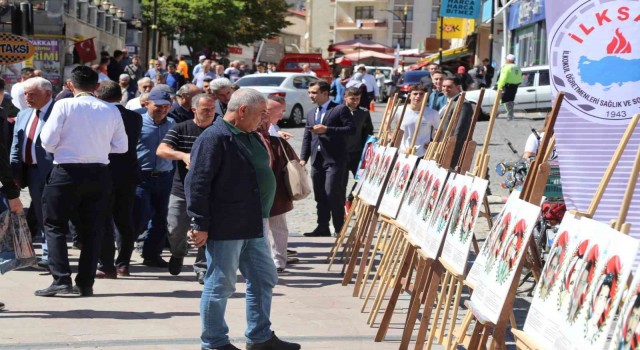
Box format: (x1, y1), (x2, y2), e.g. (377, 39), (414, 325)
(134, 90), (176, 267)
(157, 93), (218, 282)
(125, 77), (153, 110)
(224, 61), (241, 82)
(119, 74), (135, 105)
(10, 77), (55, 267)
(210, 78), (235, 116)
(169, 84), (201, 123)
(145, 60), (165, 81)
(95, 81), (142, 278)
(192, 55), (206, 77)
(193, 60), (215, 90)
(36, 66), (127, 297)
(186, 88), (300, 350)
(300, 80), (355, 237)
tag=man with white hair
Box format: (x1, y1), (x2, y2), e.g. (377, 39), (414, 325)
(192, 55), (207, 77)
(118, 74), (135, 105)
(10, 77), (55, 267)
(210, 78), (235, 116)
(125, 77), (154, 110)
(301, 63), (316, 77)
(224, 61), (241, 82)
(497, 54), (522, 121)
(186, 88), (300, 350)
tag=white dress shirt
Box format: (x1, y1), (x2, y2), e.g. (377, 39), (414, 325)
(40, 95), (128, 164)
(394, 107), (440, 157)
(10, 82), (28, 110)
(22, 99), (53, 164)
(363, 73), (380, 98)
(125, 97), (142, 110)
(269, 123), (281, 137)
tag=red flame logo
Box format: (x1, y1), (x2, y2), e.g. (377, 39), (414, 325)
(606, 28), (631, 54)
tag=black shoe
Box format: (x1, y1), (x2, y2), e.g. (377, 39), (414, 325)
(72, 242), (82, 250)
(287, 257), (299, 265)
(246, 332), (300, 350)
(142, 257), (169, 268)
(201, 344), (241, 350)
(36, 258), (49, 270)
(74, 286), (94, 297)
(34, 284), (75, 297)
(168, 256), (184, 276)
(0, 301), (4, 311)
(286, 249), (298, 257)
(196, 271), (205, 285)
(303, 227), (331, 237)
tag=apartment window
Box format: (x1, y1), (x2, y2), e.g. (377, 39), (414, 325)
(355, 6), (374, 20)
(393, 5), (414, 21)
(392, 34), (412, 49)
(431, 7), (440, 22)
(354, 34), (373, 41)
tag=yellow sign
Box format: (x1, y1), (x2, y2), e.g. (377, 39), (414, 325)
(0, 33), (36, 65)
(437, 18), (476, 39)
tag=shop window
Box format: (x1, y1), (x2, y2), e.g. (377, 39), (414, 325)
(354, 34), (373, 41)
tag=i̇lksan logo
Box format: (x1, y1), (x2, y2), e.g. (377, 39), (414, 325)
(549, 0), (640, 124)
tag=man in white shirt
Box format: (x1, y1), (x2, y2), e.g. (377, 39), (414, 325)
(355, 65), (379, 102)
(192, 55), (206, 77)
(125, 77), (153, 110)
(35, 65), (128, 297)
(301, 64), (317, 77)
(392, 84), (440, 157)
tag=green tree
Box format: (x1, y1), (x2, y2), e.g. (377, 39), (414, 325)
(142, 0), (291, 56)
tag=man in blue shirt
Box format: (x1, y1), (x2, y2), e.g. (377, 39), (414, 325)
(165, 63), (185, 93)
(134, 90), (175, 267)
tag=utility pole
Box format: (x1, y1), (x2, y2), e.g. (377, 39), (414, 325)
(489, 0), (495, 65)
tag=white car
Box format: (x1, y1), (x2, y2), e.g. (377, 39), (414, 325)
(464, 65), (551, 116)
(235, 72), (319, 126)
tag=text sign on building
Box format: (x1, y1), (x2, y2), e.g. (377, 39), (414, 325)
(440, 0), (481, 19)
(228, 46), (243, 55)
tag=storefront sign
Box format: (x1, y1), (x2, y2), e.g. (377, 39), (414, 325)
(440, 0), (481, 19)
(0, 33), (35, 65)
(438, 18), (476, 39)
(508, 0), (546, 30)
(546, 0), (640, 262)
(0, 38), (62, 91)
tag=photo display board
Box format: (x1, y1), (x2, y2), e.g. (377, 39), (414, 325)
(407, 166), (449, 246)
(360, 147), (398, 206)
(378, 154), (419, 218)
(523, 213), (639, 350)
(396, 160), (437, 230)
(468, 197), (540, 324)
(440, 176), (489, 275)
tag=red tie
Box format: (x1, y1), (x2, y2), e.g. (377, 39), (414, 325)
(25, 109), (40, 165)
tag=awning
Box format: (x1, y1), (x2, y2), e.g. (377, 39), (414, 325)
(419, 46), (473, 65)
(335, 50), (395, 66)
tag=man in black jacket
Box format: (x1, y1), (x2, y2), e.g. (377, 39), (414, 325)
(300, 80), (355, 237)
(439, 77), (474, 168)
(186, 88), (299, 350)
(94, 80), (143, 278)
(343, 87), (373, 203)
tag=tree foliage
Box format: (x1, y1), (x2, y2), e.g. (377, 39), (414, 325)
(141, 0), (291, 55)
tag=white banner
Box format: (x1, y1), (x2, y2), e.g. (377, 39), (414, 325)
(546, 0), (640, 264)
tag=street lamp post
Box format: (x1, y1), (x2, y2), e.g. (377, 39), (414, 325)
(151, 0), (157, 58)
(382, 3), (408, 68)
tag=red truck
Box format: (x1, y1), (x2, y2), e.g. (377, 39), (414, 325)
(276, 53), (333, 82)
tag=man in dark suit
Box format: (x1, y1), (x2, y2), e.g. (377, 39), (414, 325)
(438, 77), (474, 168)
(10, 77), (55, 266)
(300, 80), (355, 237)
(95, 80), (143, 278)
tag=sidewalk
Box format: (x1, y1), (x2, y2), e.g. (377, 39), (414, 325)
(0, 236), (418, 350)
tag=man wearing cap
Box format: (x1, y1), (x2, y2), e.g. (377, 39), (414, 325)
(497, 54), (522, 121)
(192, 55), (206, 78)
(134, 90), (176, 268)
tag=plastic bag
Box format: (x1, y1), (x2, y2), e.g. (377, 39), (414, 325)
(0, 211), (36, 274)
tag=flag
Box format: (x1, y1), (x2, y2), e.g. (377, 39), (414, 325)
(74, 38), (96, 63)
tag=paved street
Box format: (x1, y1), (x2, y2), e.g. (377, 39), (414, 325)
(0, 102), (544, 349)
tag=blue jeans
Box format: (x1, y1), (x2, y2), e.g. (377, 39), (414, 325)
(200, 219), (278, 348)
(133, 172), (172, 260)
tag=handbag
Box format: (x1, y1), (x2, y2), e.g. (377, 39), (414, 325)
(0, 211), (36, 274)
(278, 139), (312, 201)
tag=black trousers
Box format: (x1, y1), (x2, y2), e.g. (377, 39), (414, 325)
(311, 153), (347, 233)
(99, 180), (137, 272)
(42, 164), (111, 288)
(344, 151), (362, 202)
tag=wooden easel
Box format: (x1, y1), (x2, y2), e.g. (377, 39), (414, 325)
(511, 113), (640, 350)
(447, 93), (566, 350)
(327, 94), (398, 268)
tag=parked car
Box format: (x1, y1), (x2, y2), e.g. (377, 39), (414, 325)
(276, 53), (333, 82)
(235, 72), (318, 126)
(464, 65), (551, 117)
(397, 70), (430, 101)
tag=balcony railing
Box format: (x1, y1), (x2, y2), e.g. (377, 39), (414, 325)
(335, 19), (387, 30)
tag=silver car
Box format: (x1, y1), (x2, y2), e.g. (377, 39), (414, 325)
(465, 65), (551, 116)
(235, 72), (319, 126)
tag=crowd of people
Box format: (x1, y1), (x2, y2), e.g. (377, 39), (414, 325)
(0, 47), (522, 349)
